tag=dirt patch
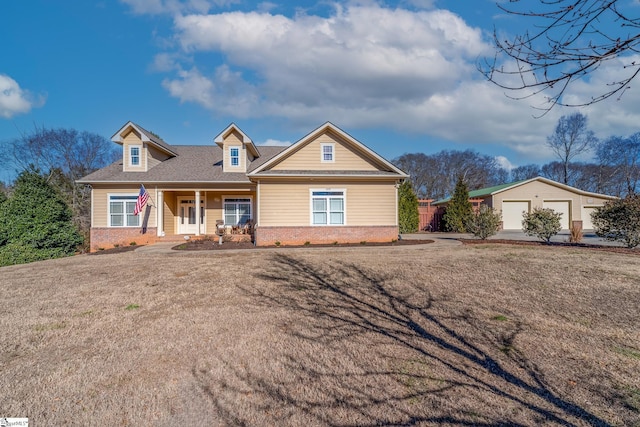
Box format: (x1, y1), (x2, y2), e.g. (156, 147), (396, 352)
(174, 238), (434, 250)
(460, 238), (640, 255)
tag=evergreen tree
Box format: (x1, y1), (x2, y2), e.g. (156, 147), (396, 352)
(443, 176), (473, 232)
(0, 170), (83, 266)
(398, 180), (419, 233)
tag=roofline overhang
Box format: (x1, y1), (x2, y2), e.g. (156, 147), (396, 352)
(249, 122), (408, 176)
(490, 177), (618, 199)
(247, 172), (408, 179)
(111, 121), (178, 157)
(213, 123), (260, 157)
(77, 180), (255, 185)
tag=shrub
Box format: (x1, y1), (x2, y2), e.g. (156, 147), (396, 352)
(398, 180), (419, 233)
(592, 195), (640, 248)
(569, 224), (583, 243)
(443, 176), (473, 232)
(0, 170), (82, 266)
(466, 205), (502, 240)
(522, 207), (562, 243)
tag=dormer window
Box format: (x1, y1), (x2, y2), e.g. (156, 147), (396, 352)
(321, 143), (334, 162)
(130, 146), (141, 167)
(230, 147), (240, 166)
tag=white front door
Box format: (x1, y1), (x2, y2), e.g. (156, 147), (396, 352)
(178, 198), (205, 234)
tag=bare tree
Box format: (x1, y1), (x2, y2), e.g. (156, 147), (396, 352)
(510, 164), (541, 181)
(597, 133), (640, 196)
(10, 126), (118, 247)
(481, 0), (640, 112)
(546, 112), (597, 184)
(394, 150), (509, 200)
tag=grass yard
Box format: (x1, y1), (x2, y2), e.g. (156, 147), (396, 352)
(1, 244), (639, 426)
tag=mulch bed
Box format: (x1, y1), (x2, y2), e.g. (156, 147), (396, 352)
(175, 239), (435, 251)
(460, 238), (639, 255)
(87, 245), (142, 255)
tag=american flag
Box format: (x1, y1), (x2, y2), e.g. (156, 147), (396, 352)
(133, 185), (149, 216)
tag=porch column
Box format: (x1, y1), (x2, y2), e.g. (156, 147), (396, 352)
(157, 190), (164, 237)
(195, 190), (201, 236)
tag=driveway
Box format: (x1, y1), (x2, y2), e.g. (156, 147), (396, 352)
(402, 230), (625, 247)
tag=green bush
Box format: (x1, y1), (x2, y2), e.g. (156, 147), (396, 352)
(592, 195), (640, 248)
(467, 205), (502, 240)
(522, 207), (562, 243)
(398, 180), (419, 233)
(443, 177), (473, 232)
(0, 170), (83, 266)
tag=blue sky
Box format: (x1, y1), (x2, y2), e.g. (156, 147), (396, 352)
(2, 0), (640, 183)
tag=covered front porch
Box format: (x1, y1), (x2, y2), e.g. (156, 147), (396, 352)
(156, 188), (255, 241)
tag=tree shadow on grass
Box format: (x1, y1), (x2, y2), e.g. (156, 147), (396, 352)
(190, 253), (612, 426)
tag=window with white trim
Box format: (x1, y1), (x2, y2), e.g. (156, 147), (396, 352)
(311, 190), (345, 225)
(224, 198), (251, 226)
(129, 146), (141, 166)
(109, 195), (140, 227)
(321, 143), (334, 162)
(230, 147), (240, 166)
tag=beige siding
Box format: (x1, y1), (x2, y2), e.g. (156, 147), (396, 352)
(122, 130), (146, 172)
(164, 193), (176, 235)
(271, 132), (379, 171)
(259, 181), (397, 226)
(92, 186), (156, 228)
(493, 181), (613, 223)
(222, 130), (247, 172)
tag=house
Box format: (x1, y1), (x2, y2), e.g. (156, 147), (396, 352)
(78, 121), (408, 250)
(432, 177), (617, 230)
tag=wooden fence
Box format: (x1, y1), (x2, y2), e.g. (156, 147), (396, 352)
(418, 199), (484, 232)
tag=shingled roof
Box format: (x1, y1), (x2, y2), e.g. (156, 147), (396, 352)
(78, 145), (287, 183)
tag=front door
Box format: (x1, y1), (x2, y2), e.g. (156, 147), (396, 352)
(178, 198), (205, 234)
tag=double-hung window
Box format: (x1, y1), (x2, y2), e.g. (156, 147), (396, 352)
(109, 195), (140, 227)
(224, 198), (251, 226)
(311, 190), (345, 225)
(129, 146), (141, 167)
(321, 143), (334, 162)
(230, 147), (240, 167)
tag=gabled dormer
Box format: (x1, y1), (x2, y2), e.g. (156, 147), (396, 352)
(111, 121), (177, 172)
(214, 123), (260, 173)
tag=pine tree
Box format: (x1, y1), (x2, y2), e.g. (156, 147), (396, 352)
(398, 180), (419, 233)
(443, 176), (473, 232)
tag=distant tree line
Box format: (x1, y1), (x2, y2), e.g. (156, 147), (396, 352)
(395, 113), (640, 200)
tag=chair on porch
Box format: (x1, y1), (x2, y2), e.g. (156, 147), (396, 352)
(241, 219), (254, 235)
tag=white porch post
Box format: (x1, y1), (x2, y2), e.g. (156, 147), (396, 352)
(195, 190), (201, 236)
(157, 190), (164, 237)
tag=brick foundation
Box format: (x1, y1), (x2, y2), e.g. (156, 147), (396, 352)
(254, 226), (399, 246)
(90, 227), (158, 251)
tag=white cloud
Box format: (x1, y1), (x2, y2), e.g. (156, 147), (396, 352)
(494, 155), (515, 171)
(150, 2), (639, 161)
(259, 138), (291, 146)
(0, 74), (42, 119)
(120, 0), (238, 15)
(162, 68), (215, 108)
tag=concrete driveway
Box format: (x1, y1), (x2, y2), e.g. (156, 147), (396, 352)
(402, 230), (625, 247)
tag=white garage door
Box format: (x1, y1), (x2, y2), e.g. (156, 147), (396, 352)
(502, 201), (529, 230)
(581, 206), (598, 230)
(543, 201), (570, 229)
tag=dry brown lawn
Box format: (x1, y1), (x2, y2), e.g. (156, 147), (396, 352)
(1, 243), (639, 426)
